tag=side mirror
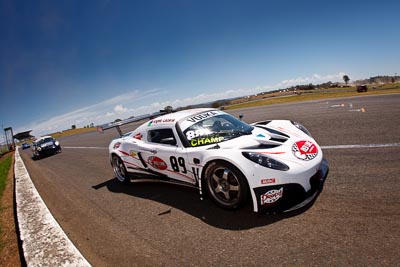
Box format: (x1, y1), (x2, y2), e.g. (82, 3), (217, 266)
(239, 114), (244, 121)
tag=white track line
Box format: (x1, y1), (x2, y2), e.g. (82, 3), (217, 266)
(15, 148), (91, 267)
(64, 144), (400, 150)
(63, 146), (107, 149)
(321, 143), (400, 149)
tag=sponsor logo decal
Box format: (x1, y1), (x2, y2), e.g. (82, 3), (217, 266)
(292, 140), (318, 160)
(256, 134), (266, 138)
(129, 151), (138, 157)
(148, 118), (175, 126)
(190, 136), (224, 147)
(261, 178), (276, 185)
(186, 129), (212, 140)
(260, 187), (283, 205)
(186, 111), (219, 123)
(134, 133), (142, 140)
(148, 156), (168, 170)
(180, 111), (223, 131)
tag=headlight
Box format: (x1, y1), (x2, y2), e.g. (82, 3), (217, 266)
(37, 147), (42, 151)
(242, 152), (289, 171)
(291, 121), (312, 137)
(55, 141), (59, 146)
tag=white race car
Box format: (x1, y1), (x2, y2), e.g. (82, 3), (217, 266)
(100, 108), (328, 213)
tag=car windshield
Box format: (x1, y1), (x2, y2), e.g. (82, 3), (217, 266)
(180, 111), (253, 147)
(36, 137), (54, 145)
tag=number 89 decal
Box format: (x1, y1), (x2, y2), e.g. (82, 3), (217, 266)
(170, 156), (187, 174)
(186, 129), (211, 140)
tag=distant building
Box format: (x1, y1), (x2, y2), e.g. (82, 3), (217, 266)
(14, 130), (35, 142)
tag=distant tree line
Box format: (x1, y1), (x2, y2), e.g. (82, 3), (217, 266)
(354, 75), (400, 85)
(72, 123), (95, 129)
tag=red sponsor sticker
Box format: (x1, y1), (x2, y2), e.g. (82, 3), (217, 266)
(260, 187), (283, 205)
(292, 140), (318, 161)
(261, 178), (276, 185)
(134, 133), (142, 140)
(148, 156), (168, 170)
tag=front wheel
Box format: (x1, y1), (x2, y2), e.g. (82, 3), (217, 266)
(32, 152), (41, 160)
(111, 155), (130, 184)
(204, 161), (249, 210)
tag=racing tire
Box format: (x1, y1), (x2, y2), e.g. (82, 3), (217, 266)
(204, 161), (249, 210)
(111, 155), (130, 184)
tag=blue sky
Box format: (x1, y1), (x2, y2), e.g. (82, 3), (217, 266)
(1, 0), (399, 140)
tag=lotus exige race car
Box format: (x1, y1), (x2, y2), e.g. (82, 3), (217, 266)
(32, 135), (62, 160)
(101, 108), (329, 213)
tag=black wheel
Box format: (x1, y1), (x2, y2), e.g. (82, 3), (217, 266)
(204, 161), (249, 210)
(111, 155), (130, 184)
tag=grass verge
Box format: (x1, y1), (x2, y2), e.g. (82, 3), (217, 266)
(0, 153), (13, 251)
(0, 152), (20, 266)
(0, 154), (12, 200)
(50, 127), (96, 139)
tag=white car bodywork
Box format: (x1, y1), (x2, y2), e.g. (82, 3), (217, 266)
(106, 108), (328, 212)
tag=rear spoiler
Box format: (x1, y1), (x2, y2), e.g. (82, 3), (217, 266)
(97, 110), (168, 136)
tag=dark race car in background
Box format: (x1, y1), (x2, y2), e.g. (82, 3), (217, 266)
(32, 136), (62, 160)
(21, 143), (31, 150)
(357, 85), (368, 92)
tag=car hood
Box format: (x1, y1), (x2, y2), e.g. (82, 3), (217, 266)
(38, 141), (55, 147)
(217, 120), (317, 150)
(211, 120), (323, 169)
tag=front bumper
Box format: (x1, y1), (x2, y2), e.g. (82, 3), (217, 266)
(254, 158), (329, 213)
(36, 145), (61, 156)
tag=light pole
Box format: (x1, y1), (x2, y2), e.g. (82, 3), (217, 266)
(4, 127), (15, 151)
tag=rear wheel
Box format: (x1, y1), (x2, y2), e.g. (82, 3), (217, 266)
(111, 155), (130, 183)
(204, 161), (249, 210)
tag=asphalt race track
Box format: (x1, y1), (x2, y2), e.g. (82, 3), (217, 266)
(19, 94), (400, 266)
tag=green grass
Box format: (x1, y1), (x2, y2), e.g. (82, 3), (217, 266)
(0, 145), (10, 157)
(0, 153), (12, 250)
(0, 154), (12, 200)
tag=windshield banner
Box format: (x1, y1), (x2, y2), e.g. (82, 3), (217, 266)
(180, 110), (224, 131)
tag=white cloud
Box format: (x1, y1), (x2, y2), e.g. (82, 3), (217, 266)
(114, 104), (128, 114)
(277, 72), (346, 87)
(25, 72), (346, 137)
